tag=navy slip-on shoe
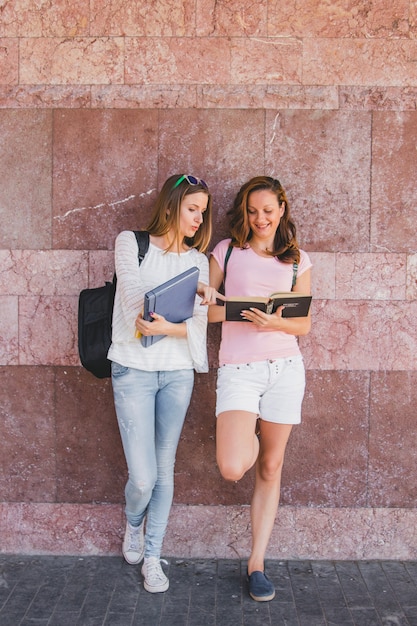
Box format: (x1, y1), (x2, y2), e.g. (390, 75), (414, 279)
(247, 570), (276, 602)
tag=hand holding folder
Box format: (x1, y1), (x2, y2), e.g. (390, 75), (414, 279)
(139, 266), (200, 347)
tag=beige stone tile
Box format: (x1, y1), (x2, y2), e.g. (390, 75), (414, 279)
(268, 0), (410, 38)
(0, 367), (56, 500)
(55, 368), (125, 503)
(0, 110), (52, 249)
(369, 372), (417, 507)
(371, 111), (417, 253)
(265, 110), (371, 252)
(19, 37), (124, 85)
(197, 85), (339, 109)
(52, 109), (159, 250)
(91, 85), (197, 108)
(196, 0), (267, 36)
(0, 39), (18, 84)
(19, 296), (79, 366)
(231, 38), (302, 84)
(0, 0), (89, 37)
(125, 37), (231, 85)
(301, 300), (417, 370)
(0, 251), (88, 296)
(90, 0), (194, 36)
(0, 297), (18, 365)
(303, 39), (417, 86)
(336, 253), (407, 300)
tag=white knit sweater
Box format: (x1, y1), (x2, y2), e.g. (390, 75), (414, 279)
(107, 230), (209, 373)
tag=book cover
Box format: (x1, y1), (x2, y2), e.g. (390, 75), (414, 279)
(225, 292), (312, 322)
(141, 266), (200, 347)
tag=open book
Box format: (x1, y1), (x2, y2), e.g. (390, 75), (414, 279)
(225, 292), (312, 322)
(139, 266), (200, 347)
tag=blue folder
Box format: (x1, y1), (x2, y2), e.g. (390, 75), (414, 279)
(141, 266), (200, 347)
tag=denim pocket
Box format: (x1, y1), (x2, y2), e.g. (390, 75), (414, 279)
(111, 361), (130, 377)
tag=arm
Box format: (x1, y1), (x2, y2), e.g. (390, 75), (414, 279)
(241, 268), (312, 336)
(208, 256), (226, 323)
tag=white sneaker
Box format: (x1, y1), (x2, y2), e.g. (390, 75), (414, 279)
(122, 521), (144, 565)
(141, 557), (169, 593)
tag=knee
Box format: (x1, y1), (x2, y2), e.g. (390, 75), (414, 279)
(217, 458), (247, 482)
(258, 456), (284, 482)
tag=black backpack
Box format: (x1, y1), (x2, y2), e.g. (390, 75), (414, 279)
(78, 231), (150, 378)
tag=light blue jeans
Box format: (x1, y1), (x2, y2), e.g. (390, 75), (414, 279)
(111, 362), (194, 558)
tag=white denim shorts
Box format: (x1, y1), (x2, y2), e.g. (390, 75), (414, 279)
(215, 355), (306, 424)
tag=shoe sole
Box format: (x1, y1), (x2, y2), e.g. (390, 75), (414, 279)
(143, 580), (169, 593)
(249, 590), (276, 602)
(123, 550), (144, 565)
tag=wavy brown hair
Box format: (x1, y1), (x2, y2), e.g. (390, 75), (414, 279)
(227, 176), (300, 264)
(145, 174), (212, 253)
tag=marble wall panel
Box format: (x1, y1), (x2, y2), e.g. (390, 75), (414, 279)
(303, 39), (417, 87)
(196, 0), (267, 36)
(125, 37), (231, 85)
(281, 370), (370, 507)
(158, 109), (266, 245)
(368, 372), (417, 507)
(19, 38), (124, 85)
(339, 86), (417, 111)
(0, 367), (56, 501)
(0, 85), (91, 109)
(52, 109), (159, 250)
(407, 254), (417, 301)
(0, 251), (88, 296)
(0, 110), (52, 249)
(268, 0), (410, 38)
(371, 111), (417, 253)
(308, 253), (336, 300)
(197, 85), (339, 110)
(91, 85), (198, 109)
(301, 301), (417, 371)
(0, 297), (18, 365)
(54, 368), (125, 504)
(0, 39), (18, 84)
(90, 0), (195, 36)
(0, 0), (89, 37)
(19, 296), (79, 366)
(335, 253), (407, 300)
(231, 38), (302, 85)
(264, 110), (371, 252)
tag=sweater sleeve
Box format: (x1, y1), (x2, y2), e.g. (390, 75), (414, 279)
(185, 252), (209, 373)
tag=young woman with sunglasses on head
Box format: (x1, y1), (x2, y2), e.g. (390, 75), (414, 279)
(108, 174), (219, 593)
(209, 176), (312, 602)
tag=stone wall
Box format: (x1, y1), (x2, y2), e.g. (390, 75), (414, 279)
(1, 0), (416, 559)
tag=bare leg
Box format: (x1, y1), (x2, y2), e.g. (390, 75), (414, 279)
(216, 410), (259, 481)
(247, 422), (293, 574)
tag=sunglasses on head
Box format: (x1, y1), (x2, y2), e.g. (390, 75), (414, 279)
(173, 175), (208, 190)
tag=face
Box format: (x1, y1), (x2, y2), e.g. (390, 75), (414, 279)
(247, 189), (284, 242)
(178, 191), (208, 239)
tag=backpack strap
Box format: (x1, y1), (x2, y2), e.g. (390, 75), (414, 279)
(291, 262), (298, 290)
(223, 243), (233, 284)
(134, 230), (150, 266)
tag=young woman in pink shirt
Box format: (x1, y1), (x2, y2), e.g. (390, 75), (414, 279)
(209, 176), (312, 602)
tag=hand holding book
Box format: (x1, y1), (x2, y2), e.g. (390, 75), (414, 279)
(224, 292), (312, 322)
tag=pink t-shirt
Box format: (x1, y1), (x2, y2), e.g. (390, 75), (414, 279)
(211, 239), (312, 365)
